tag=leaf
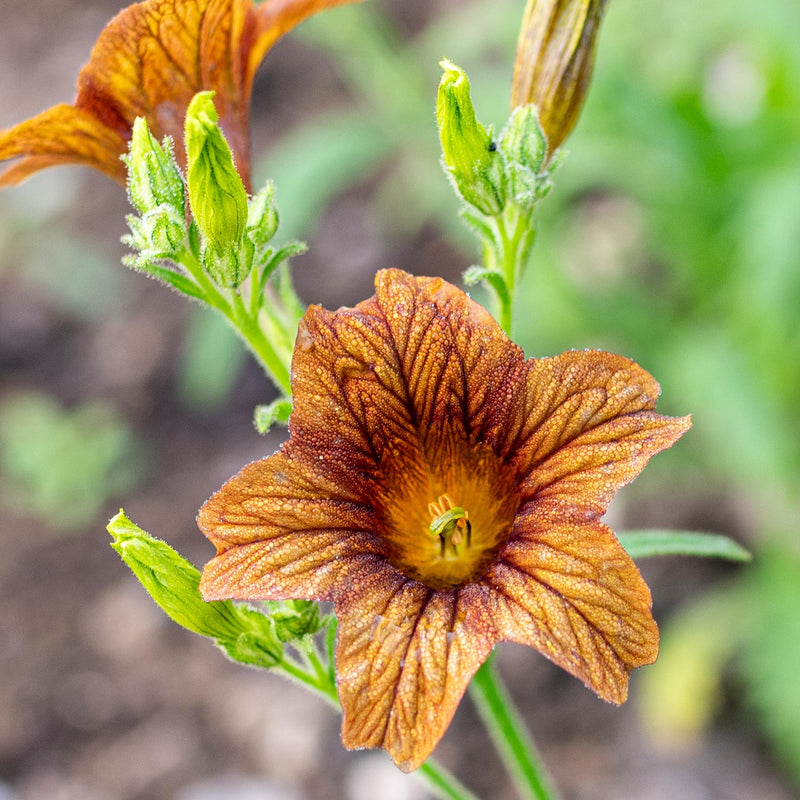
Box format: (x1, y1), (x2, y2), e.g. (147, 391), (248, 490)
(618, 529), (752, 562)
(253, 398), (292, 434)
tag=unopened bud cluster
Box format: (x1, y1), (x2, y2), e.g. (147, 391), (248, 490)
(109, 512), (327, 669)
(436, 61), (550, 219)
(122, 118), (187, 269)
(123, 92), (282, 290)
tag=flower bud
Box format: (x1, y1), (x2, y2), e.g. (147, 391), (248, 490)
(108, 511), (282, 666)
(184, 92), (248, 260)
(436, 60), (505, 216)
(123, 116), (184, 214)
(512, 0), (608, 156)
(499, 105), (548, 206)
(246, 181), (280, 247)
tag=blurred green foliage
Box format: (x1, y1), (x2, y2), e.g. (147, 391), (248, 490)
(0, 392), (143, 531)
(521, 0), (800, 786)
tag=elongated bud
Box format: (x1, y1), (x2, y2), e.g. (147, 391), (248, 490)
(123, 117), (185, 214)
(512, 0), (608, 156)
(437, 60), (505, 216)
(108, 511), (282, 667)
(185, 92), (248, 259)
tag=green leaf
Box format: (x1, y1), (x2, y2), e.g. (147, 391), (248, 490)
(618, 530), (752, 562)
(253, 398), (292, 434)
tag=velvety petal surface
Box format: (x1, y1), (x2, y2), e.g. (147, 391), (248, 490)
(0, 0), (360, 188)
(499, 349), (691, 511)
(335, 576), (498, 772)
(199, 448), (384, 601)
(484, 499), (659, 703)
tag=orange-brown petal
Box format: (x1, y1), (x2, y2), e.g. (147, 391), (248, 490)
(496, 349), (690, 511)
(289, 269), (525, 472)
(485, 502), (658, 702)
(335, 577), (498, 772)
(0, 105), (128, 186)
(524, 409), (691, 513)
(198, 449), (383, 601)
(1, 0), (361, 188)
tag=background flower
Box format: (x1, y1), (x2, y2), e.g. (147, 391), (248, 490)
(0, 0), (360, 190)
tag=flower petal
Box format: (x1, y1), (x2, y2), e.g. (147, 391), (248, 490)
(199, 448), (383, 601)
(0, 105), (128, 186)
(290, 269), (526, 470)
(1, 0), (361, 188)
(485, 503), (658, 702)
(335, 578), (497, 772)
(500, 349), (690, 512)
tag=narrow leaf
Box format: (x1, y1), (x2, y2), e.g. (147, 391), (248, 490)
(618, 530), (752, 562)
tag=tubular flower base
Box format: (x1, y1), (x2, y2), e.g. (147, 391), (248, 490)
(198, 269), (691, 772)
(0, 0), (360, 191)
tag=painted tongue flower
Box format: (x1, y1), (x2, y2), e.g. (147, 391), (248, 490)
(198, 269), (691, 771)
(0, 0), (358, 191)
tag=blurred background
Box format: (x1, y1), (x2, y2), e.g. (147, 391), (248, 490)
(1, 0), (799, 798)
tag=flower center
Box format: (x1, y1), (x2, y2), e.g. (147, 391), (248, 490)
(375, 438), (519, 591)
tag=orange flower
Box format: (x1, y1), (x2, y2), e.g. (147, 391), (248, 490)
(0, 0), (359, 191)
(198, 269), (690, 771)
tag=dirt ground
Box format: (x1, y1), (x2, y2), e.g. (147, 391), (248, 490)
(0, 1), (797, 799)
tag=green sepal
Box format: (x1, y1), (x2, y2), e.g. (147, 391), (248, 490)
(253, 398), (293, 434)
(436, 60), (505, 216)
(201, 240), (251, 288)
(108, 510), (283, 667)
(263, 599), (324, 642)
(618, 529), (752, 562)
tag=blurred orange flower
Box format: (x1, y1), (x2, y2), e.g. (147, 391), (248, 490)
(0, 0), (359, 191)
(198, 269), (691, 772)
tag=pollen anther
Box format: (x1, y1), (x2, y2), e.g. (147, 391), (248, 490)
(428, 494), (472, 557)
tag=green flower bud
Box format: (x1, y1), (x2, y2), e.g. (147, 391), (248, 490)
(108, 511), (282, 667)
(123, 117), (184, 214)
(436, 60), (505, 216)
(499, 105), (548, 207)
(184, 91), (248, 262)
(264, 599), (324, 642)
(247, 181), (280, 247)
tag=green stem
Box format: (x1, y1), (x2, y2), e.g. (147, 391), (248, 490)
(416, 761), (481, 800)
(177, 248), (292, 395)
(486, 205), (534, 337)
(469, 656), (559, 800)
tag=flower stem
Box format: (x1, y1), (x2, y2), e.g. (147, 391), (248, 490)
(486, 205), (536, 337)
(176, 248), (292, 395)
(468, 656), (559, 800)
(416, 761), (481, 800)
